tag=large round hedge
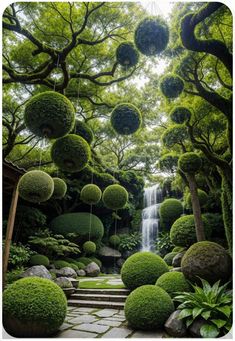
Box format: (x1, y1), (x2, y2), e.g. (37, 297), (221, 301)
(102, 184), (128, 210)
(109, 234), (121, 247)
(30, 254), (50, 267)
(181, 241), (232, 284)
(50, 212), (104, 242)
(160, 75), (184, 99)
(163, 252), (178, 266)
(125, 285), (174, 330)
(186, 189), (208, 209)
(156, 272), (191, 298)
(116, 42), (139, 67)
(83, 241), (96, 255)
(160, 198), (183, 229)
(178, 152), (202, 174)
(111, 103), (142, 135)
(51, 134), (90, 172)
(24, 91), (75, 139)
(134, 17), (169, 56)
(170, 214), (211, 247)
(170, 106), (191, 124)
(73, 120), (93, 144)
(18, 170), (54, 203)
(3, 277), (67, 337)
(80, 184), (102, 205)
(121, 252), (169, 290)
(52, 178), (67, 199)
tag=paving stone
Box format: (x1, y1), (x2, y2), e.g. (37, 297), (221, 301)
(72, 323), (110, 334)
(94, 308), (118, 317)
(102, 326), (133, 338)
(108, 316), (126, 322)
(59, 322), (72, 331)
(76, 307), (96, 313)
(69, 315), (98, 324)
(57, 329), (97, 338)
(131, 330), (165, 338)
(94, 319), (122, 327)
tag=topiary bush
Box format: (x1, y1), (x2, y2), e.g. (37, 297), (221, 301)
(156, 271), (191, 298)
(121, 251), (169, 290)
(76, 262), (86, 269)
(111, 103), (142, 135)
(170, 106), (191, 124)
(134, 17), (169, 56)
(181, 241), (232, 284)
(30, 254), (50, 267)
(102, 184), (128, 210)
(163, 252), (178, 266)
(83, 241), (96, 255)
(80, 184), (102, 205)
(51, 134), (90, 172)
(116, 42), (139, 67)
(53, 260), (71, 269)
(73, 120), (93, 144)
(160, 198), (183, 229)
(18, 170), (54, 203)
(178, 152), (202, 174)
(90, 257), (102, 268)
(160, 75), (184, 98)
(109, 234), (121, 247)
(76, 257), (93, 266)
(24, 91), (75, 139)
(51, 178), (67, 199)
(3, 277), (67, 337)
(124, 285), (174, 330)
(185, 189), (208, 210)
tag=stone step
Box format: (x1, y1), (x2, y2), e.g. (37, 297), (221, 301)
(71, 293), (127, 302)
(67, 299), (125, 309)
(76, 288), (130, 296)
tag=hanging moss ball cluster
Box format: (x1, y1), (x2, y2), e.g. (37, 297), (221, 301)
(102, 184), (128, 210)
(51, 134), (90, 172)
(80, 184), (102, 205)
(111, 103), (142, 135)
(73, 120), (93, 144)
(18, 170), (54, 203)
(178, 152), (202, 174)
(109, 234), (121, 247)
(83, 241), (97, 255)
(170, 106), (191, 124)
(116, 42), (139, 67)
(29, 254), (50, 267)
(156, 272), (191, 298)
(24, 91), (75, 139)
(3, 277), (67, 337)
(52, 178), (67, 199)
(160, 75), (184, 98)
(134, 17), (169, 56)
(186, 189), (208, 209)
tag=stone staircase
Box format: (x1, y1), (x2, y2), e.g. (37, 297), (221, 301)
(68, 288), (130, 309)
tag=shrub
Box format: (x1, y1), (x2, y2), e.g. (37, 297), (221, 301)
(30, 254), (50, 267)
(73, 120), (93, 144)
(76, 257), (93, 266)
(76, 262), (86, 269)
(68, 263), (78, 271)
(15, 206), (46, 229)
(121, 251), (169, 290)
(18, 170), (54, 203)
(111, 103), (142, 135)
(156, 271), (191, 298)
(125, 285), (174, 330)
(24, 91), (75, 139)
(159, 153), (179, 173)
(160, 75), (184, 98)
(162, 125), (188, 148)
(80, 184), (102, 205)
(185, 189), (208, 209)
(51, 178), (67, 199)
(3, 277), (67, 337)
(119, 232), (141, 252)
(109, 235), (121, 247)
(116, 42), (139, 67)
(90, 257), (102, 268)
(6, 267), (25, 285)
(172, 246), (185, 253)
(134, 17), (169, 56)
(102, 184), (128, 210)
(6, 243), (32, 269)
(83, 241), (96, 255)
(203, 213), (225, 238)
(170, 106), (191, 124)
(163, 252), (178, 266)
(178, 152), (202, 174)
(155, 231), (174, 257)
(53, 260), (71, 269)
(51, 134), (90, 172)
(160, 198), (183, 229)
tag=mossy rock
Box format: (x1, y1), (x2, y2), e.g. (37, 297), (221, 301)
(30, 254), (50, 267)
(111, 103), (142, 135)
(160, 75), (184, 98)
(178, 152), (202, 174)
(80, 184), (102, 205)
(116, 42), (139, 67)
(73, 120), (93, 144)
(160, 198), (183, 229)
(170, 106), (191, 124)
(52, 178), (67, 199)
(163, 252), (178, 266)
(83, 241), (96, 255)
(185, 189), (208, 209)
(156, 271), (191, 298)
(172, 246), (185, 253)
(109, 235), (121, 247)
(102, 184), (128, 210)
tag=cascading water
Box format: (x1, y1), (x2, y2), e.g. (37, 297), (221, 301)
(141, 184), (163, 252)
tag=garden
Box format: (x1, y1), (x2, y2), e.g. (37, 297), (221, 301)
(2, 1), (233, 339)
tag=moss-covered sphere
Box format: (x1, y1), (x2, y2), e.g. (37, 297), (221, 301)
(121, 252), (169, 290)
(116, 42), (139, 67)
(134, 17), (169, 56)
(170, 106), (191, 124)
(52, 178), (67, 199)
(160, 198), (183, 229)
(30, 254), (50, 267)
(18, 170), (54, 203)
(109, 234), (121, 247)
(181, 241), (232, 284)
(111, 103), (142, 135)
(51, 134), (90, 172)
(156, 272), (191, 298)
(125, 285), (174, 330)
(160, 75), (184, 98)
(80, 184), (102, 205)
(102, 184), (128, 210)
(178, 152), (202, 174)
(83, 241), (96, 255)
(3, 277), (67, 337)
(73, 120), (93, 144)
(186, 189), (208, 209)
(24, 91), (75, 139)
(163, 252), (178, 266)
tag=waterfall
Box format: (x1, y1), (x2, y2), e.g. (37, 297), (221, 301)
(141, 184), (163, 252)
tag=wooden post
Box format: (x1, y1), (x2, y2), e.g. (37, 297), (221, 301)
(3, 183), (19, 289)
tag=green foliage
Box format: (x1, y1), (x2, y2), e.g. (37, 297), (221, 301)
(178, 152), (202, 174)
(172, 246), (185, 252)
(156, 271), (191, 298)
(111, 103), (142, 135)
(90, 257), (102, 268)
(6, 243), (32, 269)
(116, 42), (139, 67)
(155, 232), (174, 257)
(160, 74), (184, 98)
(76, 257), (93, 266)
(160, 198), (183, 229)
(163, 251), (178, 265)
(53, 260), (71, 269)
(221, 175), (232, 254)
(159, 153), (179, 173)
(67, 263), (78, 271)
(109, 235), (121, 247)
(162, 125), (188, 148)
(83, 241), (96, 255)
(119, 232), (141, 252)
(73, 120), (93, 144)
(30, 254), (50, 267)
(80, 184), (102, 205)
(6, 267), (25, 285)
(15, 206), (47, 230)
(102, 184), (128, 210)
(51, 178), (67, 199)
(185, 189), (208, 210)
(170, 106), (191, 124)
(130, 209), (142, 230)
(203, 213), (225, 238)
(76, 262), (86, 269)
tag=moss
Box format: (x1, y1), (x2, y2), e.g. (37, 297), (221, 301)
(178, 152), (202, 174)
(73, 120), (93, 144)
(109, 235), (121, 247)
(163, 252), (178, 266)
(80, 184), (102, 205)
(160, 198), (183, 229)
(68, 263), (78, 271)
(102, 184), (128, 210)
(52, 178), (67, 199)
(18, 170), (54, 203)
(221, 175), (232, 254)
(76, 262), (86, 269)
(76, 257), (93, 266)
(111, 103), (142, 135)
(160, 75), (184, 98)
(30, 254), (50, 267)
(116, 42), (139, 67)
(156, 272), (191, 297)
(172, 246), (185, 252)
(185, 189), (208, 209)
(170, 106), (191, 124)
(53, 260), (71, 269)
(90, 257), (102, 268)
(162, 125), (188, 148)
(124, 285), (174, 330)
(83, 241), (96, 255)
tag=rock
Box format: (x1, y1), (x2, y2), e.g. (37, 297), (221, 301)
(172, 252), (186, 267)
(54, 277), (73, 288)
(122, 250), (136, 259)
(56, 267), (77, 278)
(84, 262), (100, 277)
(169, 267), (182, 272)
(98, 246), (121, 260)
(164, 310), (187, 337)
(20, 265), (52, 280)
(189, 318), (206, 338)
(77, 269), (86, 277)
(69, 278), (79, 288)
(62, 287), (76, 298)
(117, 258), (125, 268)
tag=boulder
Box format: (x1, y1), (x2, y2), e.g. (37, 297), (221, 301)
(55, 267), (77, 278)
(98, 246), (121, 261)
(189, 318), (206, 338)
(84, 262), (100, 277)
(20, 265), (52, 280)
(54, 277), (73, 288)
(117, 258), (125, 268)
(77, 269), (86, 277)
(164, 310), (187, 337)
(169, 267), (182, 272)
(69, 278), (79, 288)
(172, 252), (186, 267)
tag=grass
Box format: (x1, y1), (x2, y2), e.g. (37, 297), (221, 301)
(79, 278), (125, 289)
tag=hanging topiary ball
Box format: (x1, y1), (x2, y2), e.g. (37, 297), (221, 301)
(52, 178), (67, 199)
(18, 170), (54, 203)
(82, 241), (96, 255)
(80, 184), (102, 205)
(109, 234), (121, 247)
(134, 17), (169, 56)
(51, 134), (90, 172)
(73, 120), (93, 145)
(178, 152), (202, 174)
(102, 184), (128, 210)
(160, 75), (184, 99)
(116, 42), (139, 67)
(170, 106), (191, 124)
(24, 91), (75, 139)
(111, 103), (142, 135)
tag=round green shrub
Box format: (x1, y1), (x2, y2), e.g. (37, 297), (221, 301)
(24, 91), (75, 139)
(116, 42), (139, 67)
(163, 252), (178, 266)
(51, 134), (90, 172)
(160, 75), (184, 98)
(52, 178), (67, 199)
(186, 189), (208, 209)
(90, 257), (102, 268)
(83, 241), (96, 255)
(109, 235), (121, 247)
(102, 184), (128, 210)
(121, 251), (169, 290)
(73, 120), (93, 144)
(50, 212), (104, 242)
(134, 17), (169, 56)
(30, 254), (50, 267)
(125, 285), (174, 330)
(111, 103), (142, 135)
(181, 241), (232, 284)
(53, 260), (71, 269)
(63, 257), (77, 264)
(170, 214), (211, 247)
(156, 271), (191, 298)
(80, 184), (102, 205)
(160, 198), (183, 229)
(68, 263), (78, 271)
(170, 106), (191, 124)
(178, 152), (202, 174)
(76, 257), (93, 266)
(18, 170), (54, 203)
(3, 277), (67, 337)
(76, 262), (86, 270)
